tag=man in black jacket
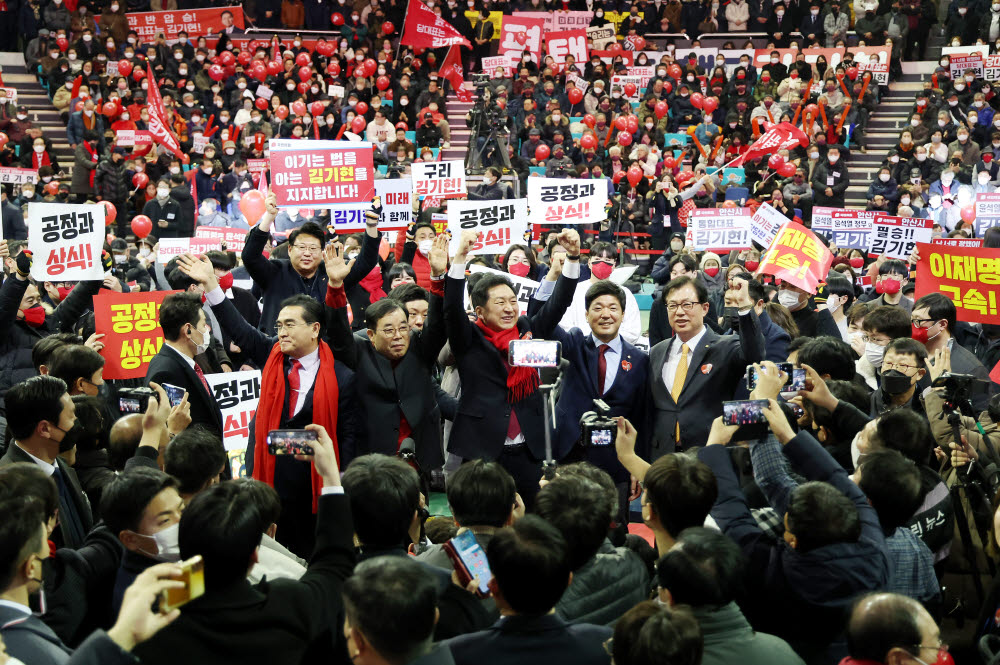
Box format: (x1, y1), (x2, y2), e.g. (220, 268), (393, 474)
(1, 184), (28, 240)
(242, 192), (380, 333)
(142, 179), (184, 238)
(169, 173), (195, 237)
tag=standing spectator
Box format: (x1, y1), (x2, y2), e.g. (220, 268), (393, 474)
(142, 179), (184, 238)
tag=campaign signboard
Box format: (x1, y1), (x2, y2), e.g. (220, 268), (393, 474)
(499, 15), (545, 66)
(758, 222), (834, 294)
(327, 178), (414, 232)
(975, 192), (1000, 235)
(545, 29), (588, 66)
(867, 215), (934, 260)
(469, 265), (538, 316)
(0, 167), (36, 184)
(949, 52), (985, 79)
(93, 290), (179, 380)
(126, 7), (245, 41)
(853, 46), (892, 85)
(412, 160), (467, 199)
(915, 242), (1000, 324)
(156, 237), (222, 263)
(749, 203), (787, 249)
(194, 226), (250, 253)
(586, 25), (616, 50)
(687, 208), (753, 253)
(205, 369), (262, 460)
(932, 237), (984, 248)
(27, 203), (104, 281)
(114, 130), (155, 147)
(269, 140), (375, 206)
(447, 199), (529, 256)
(553, 10), (594, 29)
(527, 178), (606, 226)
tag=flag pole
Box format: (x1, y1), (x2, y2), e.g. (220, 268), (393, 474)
(395, 0), (412, 64)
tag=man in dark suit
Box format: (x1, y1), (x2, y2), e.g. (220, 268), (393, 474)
(325, 235), (449, 470)
(132, 425), (357, 665)
(1, 184), (28, 239)
(145, 292), (223, 435)
(0, 375), (92, 550)
(722, 275), (790, 363)
(649, 275), (763, 457)
(442, 516), (611, 665)
(548, 280), (650, 529)
(444, 229), (580, 506)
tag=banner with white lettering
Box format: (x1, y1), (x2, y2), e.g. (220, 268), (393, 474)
(27, 203), (104, 281)
(545, 29), (588, 66)
(412, 160), (467, 199)
(499, 15), (545, 66)
(206, 369), (262, 479)
(527, 178), (606, 226)
(448, 199), (528, 256)
(868, 215), (934, 259)
(468, 264), (539, 316)
(327, 178), (413, 232)
(687, 208), (753, 252)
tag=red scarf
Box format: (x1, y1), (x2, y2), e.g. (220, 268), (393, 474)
(474, 320), (539, 402)
(33, 151), (50, 169)
(358, 265), (386, 303)
(83, 141), (97, 188)
(253, 341), (339, 513)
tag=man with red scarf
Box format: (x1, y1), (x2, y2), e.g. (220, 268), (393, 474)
(444, 228), (581, 507)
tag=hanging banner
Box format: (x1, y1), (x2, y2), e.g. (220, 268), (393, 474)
(915, 242), (1000, 324)
(126, 6), (245, 41)
(545, 29), (588, 66)
(758, 222), (834, 294)
(447, 199), (529, 256)
(527, 178), (606, 226)
(93, 290), (180, 380)
(194, 226), (250, 253)
(327, 177), (413, 231)
(975, 192), (1000, 235)
(268, 140), (376, 206)
(205, 369), (262, 456)
(867, 215), (933, 260)
(412, 160), (467, 199)
(0, 167), (37, 184)
(687, 208), (753, 253)
(27, 203), (105, 282)
(114, 130), (155, 147)
(749, 202), (787, 249)
(468, 264), (539, 316)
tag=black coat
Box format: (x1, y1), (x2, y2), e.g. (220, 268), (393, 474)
(145, 344), (223, 434)
(444, 614), (612, 665)
(1, 200), (27, 240)
(141, 196), (184, 238)
(94, 157), (129, 206)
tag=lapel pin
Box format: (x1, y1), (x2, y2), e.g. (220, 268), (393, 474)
(621, 359), (632, 372)
(701, 363), (712, 374)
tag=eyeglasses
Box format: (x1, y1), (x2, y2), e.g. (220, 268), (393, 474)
(380, 325), (409, 338)
(602, 638), (614, 657)
(911, 643), (949, 660)
(274, 322), (301, 333)
(910, 317), (938, 329)
(861, 335), (890, 346)
(292, 244), (322, 254)
(883, 360), (920, 374)
(666, 301), (702, 313)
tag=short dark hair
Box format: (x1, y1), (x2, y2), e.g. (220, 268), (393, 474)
(71, 395), (107, 454)
(342, 455), (420, 550)
(590, 241), (616, 260)
(502, 244), (537, 275)
(288, 222), (326, 248)
(167, 266), (198, 291)
(164, 427), (227, 495)
(643, 454), (718, 538)
(0, 496), (45, 592)
(278, 294), (324, 326)
(797, 336), (856, 380)
(231, 478), (281, 526)
(862, 305), (910, 340)
(364, 298), (407, 331)
(664, 275), (707, 305)
(179, 481), (270, 591)
(387, 262), (417, 284)
(847, 302), (872, 327)
(6, 375), (67, 441)
(100, 467), (178, 537)
(913, 293), (957, 336)
(159, 292), (204, 341)
(584, 280), (626, 312)
(878, 259), (908, 279)
(470, 273), (515, 310)
(858, 449), (923, 532)
(0, 463), (58, 522)
(847, 593), (923, 661)
(885, 337), (928, 364)
(613, 602), (703, 665)
(554, 462), (618, 522)
(535, 475), (612, 571)
(871, 409), (934, 465)
(46, 345), (105, 388)
(342, 557), (438, 662)
(487, 516), (571, 615)
(668, 254), (697, 275)
(825, 273), (855, 310)
(446, 460), (516, 528)
(389, 283), (429, 307)
(32, 333), (83, 371)
(657, 527), (745, 607)
(786, 481), (861, 552)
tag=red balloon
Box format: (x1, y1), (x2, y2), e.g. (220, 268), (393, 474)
(633, 36), (647, 50)
(617, 131), (632, 146)
(238, 51), (252, 66)
(578, 114), (594, 130)
(316, 41), (335, 57)
(961, 205), (977, 223)
(0, 132), (7, 150)
(297, 82), (309, 94)
(131, 215), (152, 239)
(662, 155), (676, 170)
(515, 31), (528, 45)
(238, 190), (267, 226)
(254, 97), (269, 110)
(376, 75), (390, 91)
(580, 134), (597, 150)
(265, 60), (281, 77)
(627, 165), (643, 188)
(778, 162), (797, 178)
(568, 88), (583, 105)
(44, 181), (59, 196)
(623, 82), (637, 97)
(56, 37), (69, 51)
(351, 115), (367, 133)
(615, 116), (629, 131)
(219, 51), (236, 67)
(804, 103), (819, 117)
(117, 59), (133, 76)
(613, 170), (625, 185)
(310, 100), (326, 117)
(626, 116), (638, 134)
(355, 101), (369, 115)
(608, 43), (623, 56)
(654, 101), (669, 119)
(847, 66), (859, 80)
(535, 144), (550, 160)
(668, 64), (682, 81)
(331, 12), (345, 25)
(382, 21), (395, 34)
(385, 89), (393, 100)
(767, 153), (785, 170)
(252, 62), (268, 82)
(363, 59), (377, 77)
(132, 68), (145, 82)
(690, 92), (704, 109)
(73, 100), (84, 113)
(208, 64), (226, 82)
(702, 96), (718, 114)
(102, 101), (117, 117)
(102, 201), (117, 227)
(496, 98), (506, 110)
(296, 52), (311, 67)
(132, 172), (149, 189)
(298, 65), (312, 82)
(291, 100), (307, 116)
(276, 105), (289, 119)
(663, 81), (673, 95)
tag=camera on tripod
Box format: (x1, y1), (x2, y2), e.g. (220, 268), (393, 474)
(580, 399), (617, 448)
(472, 72), (490, 89)
(932, 372), (990, 415)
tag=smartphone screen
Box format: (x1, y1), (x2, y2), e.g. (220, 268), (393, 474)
(159, 555), (205, 613)
(119, 397), (142, 414)
(451, 530), (492, 595)
(162, 383), (186, 408)
(722, 400), (770, 426)
(508, 339), (561, 367)
(746, 363), (803, 391)
(267, 429), (318, 455)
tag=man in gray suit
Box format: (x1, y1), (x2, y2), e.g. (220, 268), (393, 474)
(649, 275), (764, 456)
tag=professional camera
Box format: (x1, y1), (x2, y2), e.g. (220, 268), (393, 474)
(118, 387), (156, 414)
(932, 372), (990, 416)
(471, 71), (490, 88)
(580, 399), (617, 448)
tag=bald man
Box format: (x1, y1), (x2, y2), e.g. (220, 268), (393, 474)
(843, 593), (945, 665)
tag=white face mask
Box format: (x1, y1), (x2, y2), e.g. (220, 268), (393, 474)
(134, 522), (181, 562)
(879, 174), (890, 182)
(139, 247), (151, 257)
(157, 186), (170, 198)
(865, 341), (886, 368)
(829, 154), (839, 164)
(114, 253), (127, 264)
(911, 119), (920, 126)
(33, 145), (44, 153)
(810, 151), (819, 159)
(111, 2), (119, 9)
(192, 326), (210, 355)
(980, 174), (991, 184)
(777, 289), (801, 309)
(901, 197), (910, 205)
(917, 154), (927, 162)
(418, 239), (434, 255)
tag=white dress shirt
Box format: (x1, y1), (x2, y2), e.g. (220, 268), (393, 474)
(16, 444), (55, 476)
(288, 347), (320, 417)
(164, 342), (196, 369)
(592, 334), (623, 394)
(660, 325), (709, 393)
(556, 280), (641, 344)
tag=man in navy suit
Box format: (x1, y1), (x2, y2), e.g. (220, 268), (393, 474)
(548, 280), (650, 529)
(722, 275), (790, 363)
(649, 275), (764, 457)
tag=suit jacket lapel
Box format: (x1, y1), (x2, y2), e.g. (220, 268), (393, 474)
(585, 335), (601, 396)
(682, 329), (717, 393)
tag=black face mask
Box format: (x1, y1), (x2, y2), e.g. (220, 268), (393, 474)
(55, 419), (84, 453)
(881, 370), (913, 396)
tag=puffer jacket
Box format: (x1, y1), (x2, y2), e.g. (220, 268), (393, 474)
(554, 540), (650, 626)
(95, 157), (130, 206)
(0, 276), (102, 413)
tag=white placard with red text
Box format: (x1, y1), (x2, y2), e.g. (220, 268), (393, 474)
(527, 178), (606, 226)
(156, 237), (222, 263)
(687, 208), (753, 252)
(448, 199), (528, 256)
(0, 167), (37, 184)
(27, 203), (104, 281)
(205, 369), (261, 454)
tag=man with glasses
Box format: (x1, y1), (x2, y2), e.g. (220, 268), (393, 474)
(859, 305), (911, 381)
(870, 338), (928, 417)
(842, 593), (948, 665)
(649, 274), (763, 457)
(242, 192), (381, 333)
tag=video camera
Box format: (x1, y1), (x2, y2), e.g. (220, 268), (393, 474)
(580, 399), (617, 448)
(932, 372), (990, 416)
(471, 72), (490, 89)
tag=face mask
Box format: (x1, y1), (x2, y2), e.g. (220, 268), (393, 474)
(810, 151), (819, 159)
(850, 430), (864, 469)
(981, 174), (991, 184)
(135, 523), (181, 562)
(811, 8), (819, 14)
(881, 369), (914, 395)
(139, 247), (151, 257)
(829, 154), (839, 164)
(417, 239), (434, 255)
(157, 186), (170, 198)
(959, 134), (969, 142)
(591, 261), (615, 280)
(949, 100), (959, 107)
(238, 82), (247, 89)
(54, 419), (83, 453)
(34, 145), (44, 153)
(508, 262), (530, 277)
(917, 154), (927, 162)
(900, 197), (911, 206)
(865, 341), (886, 368)
(891, 156), (900, 163)
(881, 277), (901, 294)
(911, 320), (941, 344)
(169, 166), (181, 175)
(114, 253), (127, 265)
(21, 304), (45, 327)
(777, 289), (801, 309)
(771, 57), (779, 64)
(192, 326), (210, 355)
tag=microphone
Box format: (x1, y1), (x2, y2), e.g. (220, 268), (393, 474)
(398, 437), (418, 472)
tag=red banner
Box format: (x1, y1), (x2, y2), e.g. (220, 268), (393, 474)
(195, 226), (250, 253)
(732, 122), (809, 167)
(145, 65), (184, 161)
(269, 144), (375, 206)
(401, 2), (472, 49)
(757, 222), (834, 294)
(439, 46), (473, 102)
(545, 29), (588, 65)
(94, 291), (180, 380)
(915, 242), (1000, 324)
(498, 15), (545, 66)
(126, 7), (244, 41)
(932, 237), (983, 248)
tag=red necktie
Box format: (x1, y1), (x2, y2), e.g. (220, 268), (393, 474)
(598, 344), (610, 395)
(193, 363), (211, 395)
(288, 359), (302, 415)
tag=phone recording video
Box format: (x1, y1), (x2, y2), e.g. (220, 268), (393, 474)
(746, 363), (806, 391)
(722, 400), (770, 426)
(162, 383), (186, 408)
(267, 429), (318, 456)
(159, 555), (205, 613)
(508, 339), (561, 367)
(444, 530), (493, 597)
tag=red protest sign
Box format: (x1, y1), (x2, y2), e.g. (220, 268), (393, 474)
(545, 29), (588, 65)
(195, 226), (249, 253)
(94, 291), (180, 380)
(499, 15), (545, 66)
(757, 221), (834, 294)
(915, 242), (1000, 324)
(126, 7), (244, 41)
(269, 144), (375, 206)
(932, 237), (983, 248)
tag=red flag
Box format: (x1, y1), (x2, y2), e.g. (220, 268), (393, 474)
(401, 2), (472, 49)
(145, 64), (185, 161)
(439, 46), (472, 102)
(730, 122), (809, 167)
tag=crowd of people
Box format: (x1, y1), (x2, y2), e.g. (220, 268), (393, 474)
(3, 0), (1000, 664)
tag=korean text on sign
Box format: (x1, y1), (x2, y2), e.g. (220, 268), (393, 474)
(749, 202), (787, 249)
(27, 203), (105, 281)
(826, 209), (877, 249)
(468, 265), (538, 316)
(758, 222), (834, 294)
(0, 167), (36, 184)
(269, 141), (376, 206)
(206, 370), (262, 459)
(412, 160), (467, 199)
(195, 227), (249, 253)
(915, 242), (1000, 324)
(93, 291), (180, 380)
(867, 215), (933, 260)
(687, 208), (753, 252)
(125, 7), (245, 41)
(328, 178), (413, 231)
(975, 192), (1000, 235)
(448, 199), (528, 256)
(527, 177), (606, 226)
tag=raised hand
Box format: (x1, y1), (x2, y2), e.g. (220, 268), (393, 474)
(453, 230), (479, 265)
(428, 233), (449, 277)
(323, 242), (355, 287)
(556, 228), (581, 256)
(749, 361), (787, 401)
(176, 254), (218, 290)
